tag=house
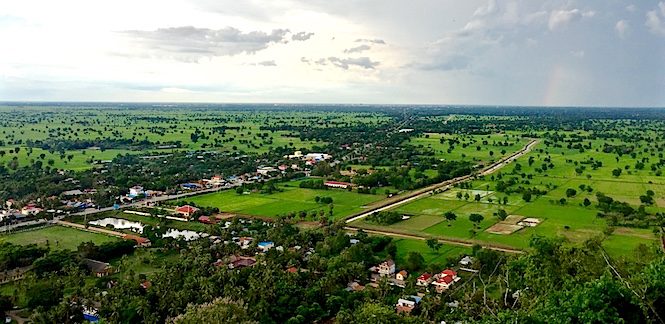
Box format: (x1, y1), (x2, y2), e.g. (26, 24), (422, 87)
(84, 259), (112, 277)
(257, 241), (275, 252)
(304, 153), (332, 161)
(236, 237), (253, 249)
(395, 296), (421, 314)
(123, 234), (151, 247)
(417, 273), (433, 286)
(180, 183), (201, 191)
(20, 204), (43, 216)
(346, 281), (365, 292)
(228, 256), (257, 269)
(256, 166), (278, 175)
(396, 270), (408, 281)
(349, 238), (360, 245)
(198, 216), (216, 224)
(175, 205), (199, 217)
(324, 181), (353, 189)
(377, 260), (396, 276)
(128, 186), (144, 198)
(61, 189), (84, 196)
(432, 275), (455, 292)
(459, 256), (473, 266)
(285, 151), (304, 159)
(278, 164), (288, 171)
(432, 269), (461, 293)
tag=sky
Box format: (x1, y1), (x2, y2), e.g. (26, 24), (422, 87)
(0, 0), (664, 107)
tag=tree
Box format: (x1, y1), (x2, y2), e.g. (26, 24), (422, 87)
(171, 298), (257, 324)
(612, 168), (622, 177)
(25, 280), (63, 309)
(474, 193), (481, 202)
(583, 198), (591, 207)
(0, 295), (12, 318)
(426, 238), (442, 252)
(565, 188), (577, 198)
(522, 191), (532, 202)
(469, 213), (484, 226)
(496, 209), (508, 221)
(444, 211), (457, 222)
(405, 251), (425, 272)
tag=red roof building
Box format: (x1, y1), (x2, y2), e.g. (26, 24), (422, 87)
(123, 234), (151, 247)
(175, 205), (199, 217)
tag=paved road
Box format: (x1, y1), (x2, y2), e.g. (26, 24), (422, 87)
(1, 183), (244, 232)
(73, 183), (242, 216)
(346, 139), (539, 224)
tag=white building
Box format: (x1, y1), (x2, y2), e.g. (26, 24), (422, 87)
(128, 186), (144, 197)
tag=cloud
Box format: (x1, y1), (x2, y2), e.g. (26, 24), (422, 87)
(292, 31), (314, 41)
(344, 44), (371, 54)
(645, 2), (665, 36)
(415, 55), (472, 71)
(548, 9), (592, 31)
(256, 60), (277, 66)
(355, 38), (386, 44)
(120, 26), (291, 61)
(570, 50), (585, 58)
(615, 20), (629, 39)
(326, 57), (379, 69)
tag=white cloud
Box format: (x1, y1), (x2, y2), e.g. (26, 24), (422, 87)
(548, 9), (593, 31)
(615, 20), (629, 39)
(646, 2), (665, 36)
(570, 50), (585, 58)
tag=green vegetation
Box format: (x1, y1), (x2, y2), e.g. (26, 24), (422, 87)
(0, 226), (120, 250)
(183, 179), (385, 220)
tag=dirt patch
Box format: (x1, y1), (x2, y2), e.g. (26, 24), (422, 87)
(503, 215), (525, 225)
(486, 216), (542, 235)
(614, 227), (657, 240)
(486, 223), (523, 235)
(214, 213), (238, 220)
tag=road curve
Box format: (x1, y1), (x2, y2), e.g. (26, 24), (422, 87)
(346, 138), (539, 224)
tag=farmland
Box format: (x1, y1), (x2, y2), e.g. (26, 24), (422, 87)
(0, 104), (390, 171)
(351, 128), (665, 257)
(0, 225), (120, 250)
(181, 179), (387, 220)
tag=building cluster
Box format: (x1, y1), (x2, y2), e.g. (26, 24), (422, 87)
(346, 255), (476, 314)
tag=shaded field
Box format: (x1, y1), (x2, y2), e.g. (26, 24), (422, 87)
(0, 225), (120, 250)
(182, 181), (386, 220)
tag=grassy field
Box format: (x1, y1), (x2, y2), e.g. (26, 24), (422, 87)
(408, 132), (529, 164)
(393, 238), (472, 266)
(182, 180), (386, 220)
(0, 105), (390, 170)
(0, 225), (120, 250)
(353, 137), (663, 257)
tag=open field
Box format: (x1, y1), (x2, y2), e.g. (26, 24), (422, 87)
(393, 238), (472, 266)
(0, 105), (390, 170)
(0, 225), (120, 250)
(408, 132), (529, 164)
(352, 135), (664, 257)
(181, 179), (386, 220)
